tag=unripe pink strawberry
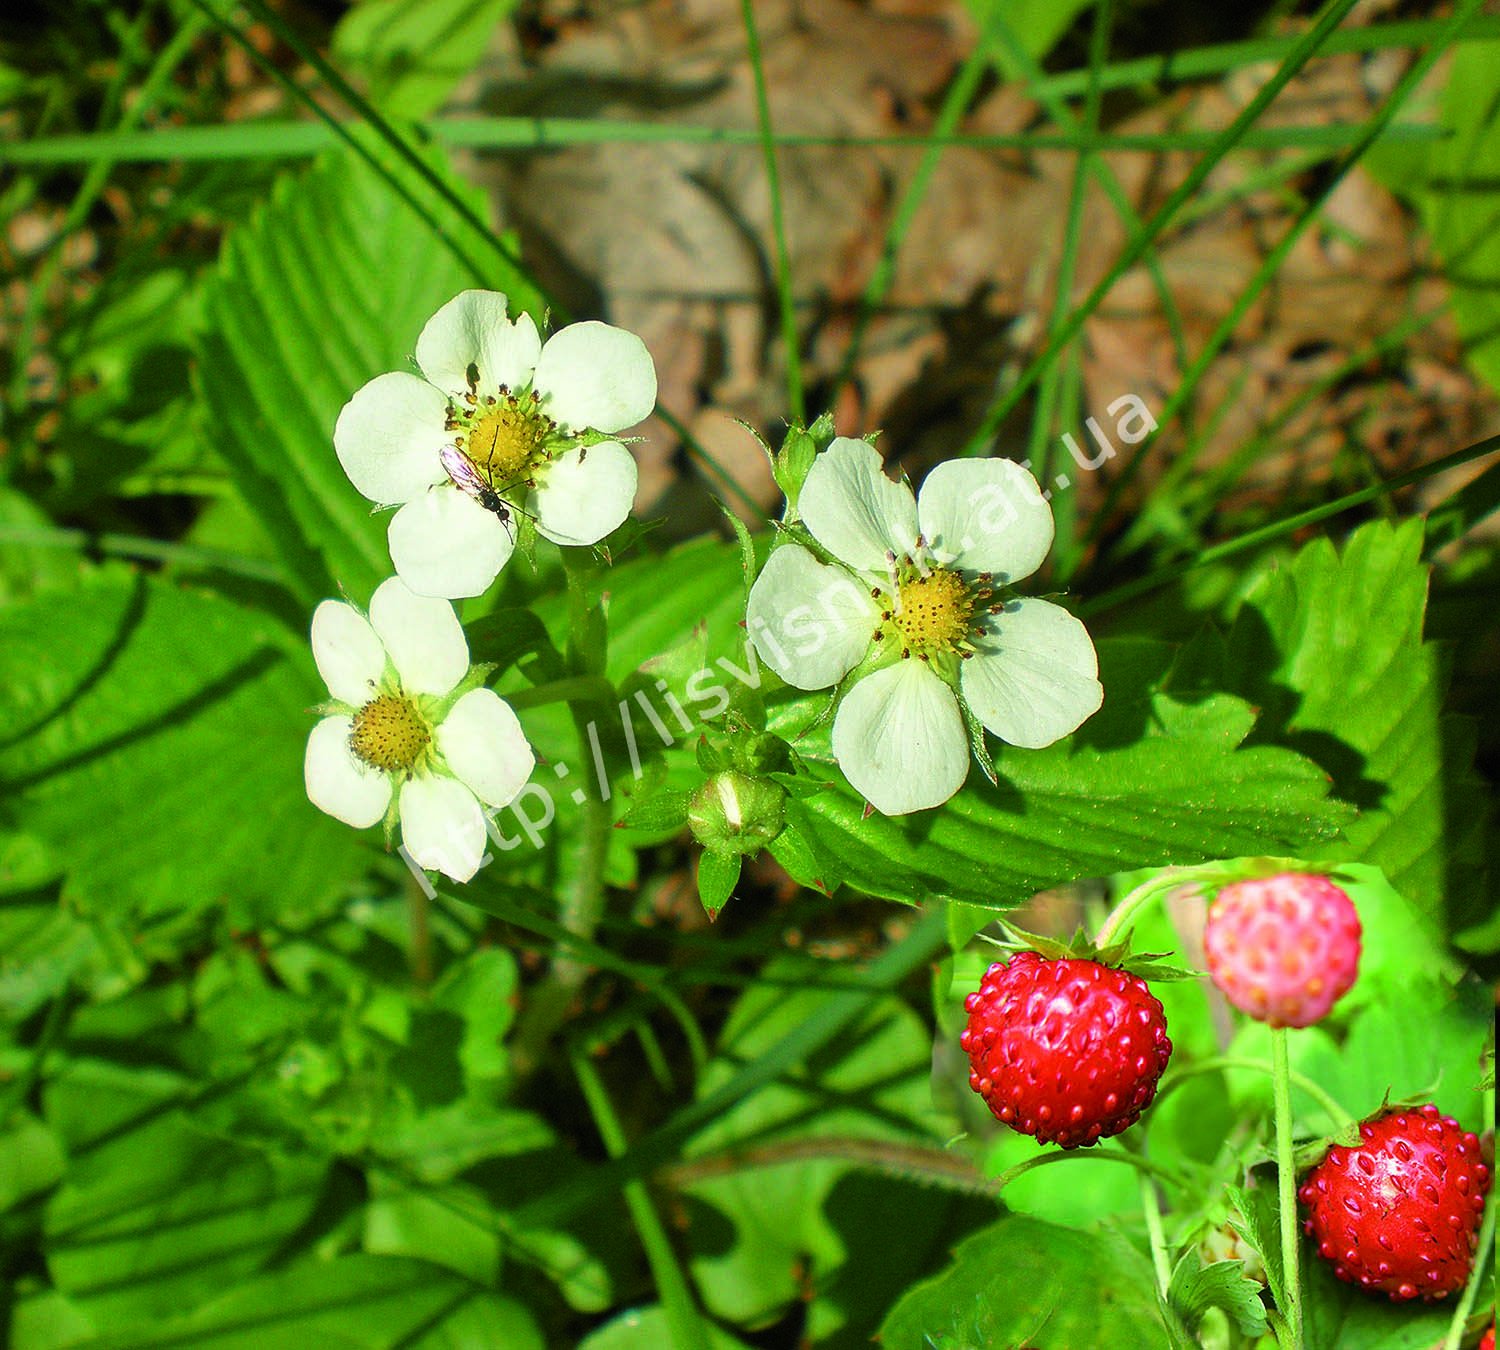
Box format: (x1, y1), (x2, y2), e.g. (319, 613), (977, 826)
(1203, 872), (1361, 1027)
(1298, 1104), (1490, 1301)
(960, 952), (1172, 1150)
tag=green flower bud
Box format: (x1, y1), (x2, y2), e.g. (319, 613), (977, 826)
(687, 770), (786, 858)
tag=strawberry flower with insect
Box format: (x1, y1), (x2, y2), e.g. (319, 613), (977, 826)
(335, 289), (657, 599)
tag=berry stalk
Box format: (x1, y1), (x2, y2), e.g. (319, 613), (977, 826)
(1271, 1026), (1304, 1349)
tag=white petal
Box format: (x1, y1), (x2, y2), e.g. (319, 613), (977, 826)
(305, 715), (392, 828)
(414, 290), (542, 398)
(387, 486), (516, 600)
(961, 598), (1103, 749)
(435, 689), (535, 809)
(916, 457), (1054, 582)
(745, 544), (879, 690)
(333, 372), (452, 505)
(532, 441), (636, 546)
(800, 438), (919, 573)
(310, 600), (385, 704)
(532, 321), (657, 433)
(368, 576), (470, 697)
(830, 660), (969, 815)
(399, 775), (489, 883)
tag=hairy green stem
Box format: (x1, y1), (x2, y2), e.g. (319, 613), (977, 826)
(1139, 1171), (1173, 1296)
(1271, 1027), (1304, 1349)
(1094, 868), (1210, 947)
(1155, 1056), (1353, 1131)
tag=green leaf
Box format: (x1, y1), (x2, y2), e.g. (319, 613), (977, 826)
(105, 1253), (544, 1349)
(364, 1170), (501, 1285)
(878, 1213), (1171, 1350)
(682, 972), (971, 1344)
(42, 1114), (327, 1332)
(0, 1112), (65, 1211)
(1167, 1250), (1269, 1337)
(1389, 42), (1500, 398)
(1225, 518), (1487, 930)
(579, 1306), (754, 1350)
(197, 135), (540, 605)
(773, 639), (1351, 908)
(0, 575), (366, 921)
(332, 0), (520, 120)
(0, 488), (80, 604)
(430, 946), (519, 1086)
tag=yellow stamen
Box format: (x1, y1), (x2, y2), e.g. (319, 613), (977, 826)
(894, 567), (974, 655)
(350, 693), (430, 774)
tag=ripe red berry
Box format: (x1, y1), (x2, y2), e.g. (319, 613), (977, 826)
(960, 952), (1173, 1150)
(1203, 872), (1361, 1027)
(1298, 1104), (1491, 1301)
(1480, 1322), (1495, 1350)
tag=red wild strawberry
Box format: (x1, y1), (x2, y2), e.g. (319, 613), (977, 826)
(1298, 1104), (1491, 1301)
(960, 952), (1173, 1150)
(1203, 872), (1361, 1027)
(1480, 1323), (1495, 1350)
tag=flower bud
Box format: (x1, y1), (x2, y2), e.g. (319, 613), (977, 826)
(687, 770), (785, 857)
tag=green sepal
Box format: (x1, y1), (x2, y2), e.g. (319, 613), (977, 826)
(773, 427), (817, 514)
(617, 787), (691, 834)
(514, 506), (539, 571)
(1195, 856), (1362, 898)
(696, 735), (734, 775)
(426, 662), (496, 721)
(985, 921), (1197, 983)
(311, 697), (358, 718)
(696, 848), (741, 920)
(767, 820), (832, 896)
(957, 686), (998, 787)
(714, 495), (759, 608)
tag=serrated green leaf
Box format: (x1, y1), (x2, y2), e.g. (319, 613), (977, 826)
(878, 1213), (1170, 1350)
(197, 134), (541, 604)
(0, 576), (366, 921)
(1225, 518), (1487, 931)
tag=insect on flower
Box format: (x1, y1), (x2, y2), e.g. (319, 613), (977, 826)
(439, 444), (521, 540)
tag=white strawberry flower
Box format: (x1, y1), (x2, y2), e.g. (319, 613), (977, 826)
(334, 290), (657, 599)
(304, 576), (534, 881)
(746, 438), (1102, 815)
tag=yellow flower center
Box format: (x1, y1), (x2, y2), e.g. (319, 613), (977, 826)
(462, 394), (553, 485)
(350, 693), (431, 775)
(894, 567), (975, 655)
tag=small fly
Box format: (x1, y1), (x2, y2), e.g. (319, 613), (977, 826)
(441, 445), (517, 538)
